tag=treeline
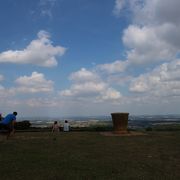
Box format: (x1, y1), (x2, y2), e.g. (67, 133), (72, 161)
(14, 121), (180, 132)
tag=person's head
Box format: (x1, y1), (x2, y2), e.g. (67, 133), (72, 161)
(65, 120), (68, 123)
(54, 121), (57, 124)
(13, 112), (18, 116)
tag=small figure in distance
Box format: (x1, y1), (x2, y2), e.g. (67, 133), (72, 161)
(63, 120), (70, 132)
(0, 112), (17, 139)
(52, 121), (60, 132)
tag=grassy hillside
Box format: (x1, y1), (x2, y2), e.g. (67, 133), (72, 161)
(0, 131), (180, 180)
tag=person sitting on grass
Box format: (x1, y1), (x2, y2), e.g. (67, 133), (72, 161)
(52, 121), (60, 132)
(63, 120), (70, 132)
(0, 112), (17, 139)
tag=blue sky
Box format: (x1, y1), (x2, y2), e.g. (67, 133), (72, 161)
(0, 0), (180, 117)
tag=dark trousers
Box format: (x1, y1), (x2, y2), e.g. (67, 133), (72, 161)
(0, 123), (12, 133)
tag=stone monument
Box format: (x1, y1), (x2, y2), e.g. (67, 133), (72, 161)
(111, 112), (129, 134)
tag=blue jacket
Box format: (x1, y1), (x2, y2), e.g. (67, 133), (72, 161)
(1, 114), (16, 125)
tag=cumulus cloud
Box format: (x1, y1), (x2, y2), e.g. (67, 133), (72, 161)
(97, 88), (122, 102)
(111, 0), (180, 108)
(69, 68), (100, 82)
(113, 0), (180, 24)
(131, 0), (180, 25)
(123, 25), (178, 65)
(97, 60), (129, 74)
(60, 68), (121, 102)
(61, 82), (107, 97)
(14, 71), (54, 93)
(129, 59), (180, 97)
(112, 0), (180, 66)
(0, 30), (66, 67)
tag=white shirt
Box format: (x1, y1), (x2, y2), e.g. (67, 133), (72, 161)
(63, 123), (70, 132)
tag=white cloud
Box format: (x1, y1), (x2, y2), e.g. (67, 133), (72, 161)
(61, 82), (107, 97)
(0, 30), (66, 67)
(129, 59), (180, 97)
(98, 88), (122, 102)
(123, 25), (178, 65)
(69, 68), (100, 82)
(14, 71), (54, 93)
(113, 0), (180, 66)
(131, 0), (180, 25)
(113, 0), (126, 17)
(107, 75), (133, 86)
(0, 87), (15, 103)
(97, 60), (129, 74)
(112, 1), (180, 109)
(60, 68), (121, 102)
(113, 0), (180, 24)
(25, 97), (58, 107)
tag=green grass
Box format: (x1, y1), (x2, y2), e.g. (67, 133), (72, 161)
(0, 131), (180, 180)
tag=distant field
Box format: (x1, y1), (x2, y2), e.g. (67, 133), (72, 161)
(0, 131), (180, 180)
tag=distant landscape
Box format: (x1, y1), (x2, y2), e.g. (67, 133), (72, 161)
(17, 114), (180, 130)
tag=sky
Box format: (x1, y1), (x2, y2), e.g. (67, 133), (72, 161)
(0, 0), (180, 117)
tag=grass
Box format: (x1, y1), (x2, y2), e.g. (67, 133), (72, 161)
(0, 131), (180, 180)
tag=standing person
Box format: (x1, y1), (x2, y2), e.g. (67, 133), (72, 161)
(63, 120), (70, 132)
(52, 121), (60, 132)
(0, 112), (17, 139)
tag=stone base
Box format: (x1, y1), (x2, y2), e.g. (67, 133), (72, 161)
(100, 131), (146, 137)
(113, 130), (128, 134)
